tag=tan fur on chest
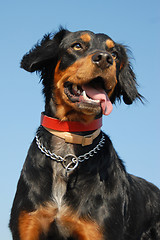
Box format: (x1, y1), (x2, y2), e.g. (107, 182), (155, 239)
(19, 203), (103, 240)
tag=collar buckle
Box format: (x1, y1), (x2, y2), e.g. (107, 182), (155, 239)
(82, 134), (94, 146)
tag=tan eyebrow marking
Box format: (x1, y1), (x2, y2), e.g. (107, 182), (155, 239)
(106, 39), (115, 49)
(80, 33), (91, 42)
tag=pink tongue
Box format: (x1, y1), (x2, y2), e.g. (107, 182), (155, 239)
(82, 85), (113, 116)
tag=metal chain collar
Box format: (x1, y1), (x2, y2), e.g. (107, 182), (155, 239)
(35, 132), (105, 173)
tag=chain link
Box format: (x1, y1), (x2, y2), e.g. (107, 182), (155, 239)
(35, 132), (105, 172)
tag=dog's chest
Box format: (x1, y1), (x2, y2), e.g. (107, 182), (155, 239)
(51, 162), (67, 208)
(50, 139), (75, 208)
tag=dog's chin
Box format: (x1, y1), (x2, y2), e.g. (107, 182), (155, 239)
(76, 102), (102, 115)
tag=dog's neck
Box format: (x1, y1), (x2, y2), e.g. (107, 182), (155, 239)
(41, 113), (102, 132)
(41, 112), (102, 146)
(36, 112), (105, 174)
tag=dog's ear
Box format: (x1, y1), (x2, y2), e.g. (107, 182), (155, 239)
(20, 29), (69, 72)
(113, 45), (142, 105)
(119, 61), (140, 104)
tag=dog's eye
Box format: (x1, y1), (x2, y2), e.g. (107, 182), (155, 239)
(72, 43), (83, 51)
(111, 51), (119, 60)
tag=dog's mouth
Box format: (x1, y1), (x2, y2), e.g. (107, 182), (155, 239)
(64, 77), (113, 115)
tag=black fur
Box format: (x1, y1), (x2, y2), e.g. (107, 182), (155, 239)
(9, 29), (160, 240)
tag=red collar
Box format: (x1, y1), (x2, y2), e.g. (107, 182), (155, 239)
(41, 113), (102, 132)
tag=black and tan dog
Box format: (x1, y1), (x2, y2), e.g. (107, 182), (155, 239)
(9, 28), (160, 240)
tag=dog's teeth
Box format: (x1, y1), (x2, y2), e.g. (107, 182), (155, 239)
(72, 84), (78, 92)
(82, 90), (88, 100)
(92, 99), (100, 103)
(94, 99), (100, 103)
(82, 91), (100, 103)
(72, 84), (81, 95)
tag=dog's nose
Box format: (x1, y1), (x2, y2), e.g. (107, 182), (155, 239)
(92, 52), (113, 68)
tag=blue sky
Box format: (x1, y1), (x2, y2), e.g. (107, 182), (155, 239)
(0, 0), (160, 238)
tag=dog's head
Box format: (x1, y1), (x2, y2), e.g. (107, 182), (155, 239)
(21, 28), (142, 122)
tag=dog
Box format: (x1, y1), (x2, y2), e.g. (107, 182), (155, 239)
(9, 28), (160, 240)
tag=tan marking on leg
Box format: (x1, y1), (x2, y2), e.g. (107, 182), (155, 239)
(18, 204), (58, 240)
